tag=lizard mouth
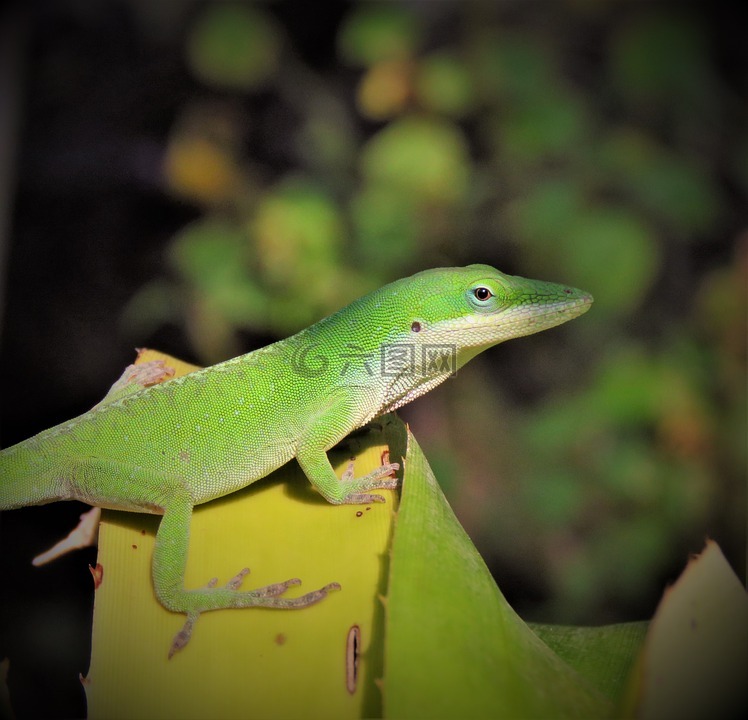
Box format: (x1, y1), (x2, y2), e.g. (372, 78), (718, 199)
(436, 292), (593, 344)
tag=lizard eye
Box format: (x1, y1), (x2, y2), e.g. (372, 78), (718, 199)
(473, 286), (493, 302)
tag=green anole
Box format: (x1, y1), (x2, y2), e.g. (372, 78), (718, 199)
(0, 265), (592, 655)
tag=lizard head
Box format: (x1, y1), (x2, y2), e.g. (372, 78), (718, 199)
(397, 264), (593, 371)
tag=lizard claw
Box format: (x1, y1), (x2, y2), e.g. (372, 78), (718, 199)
(225, 567), (250, 590)
(169, 612), (199, 659)
(249, 578), (302, 598)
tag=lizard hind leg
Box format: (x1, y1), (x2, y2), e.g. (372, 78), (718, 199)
(167, 571), (339, 658)
(152, 492), (340, 658)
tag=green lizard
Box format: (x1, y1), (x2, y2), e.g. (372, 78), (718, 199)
(0, 264), (592, 655)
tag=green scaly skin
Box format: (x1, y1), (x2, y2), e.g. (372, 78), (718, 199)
(0, 264), (592, 654)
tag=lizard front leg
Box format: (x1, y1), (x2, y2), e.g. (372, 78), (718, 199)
(293, 394), (400, 504)
(296, 445), (399, 504)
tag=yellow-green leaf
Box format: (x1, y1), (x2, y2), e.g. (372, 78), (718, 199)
(383, 427), (611, 719)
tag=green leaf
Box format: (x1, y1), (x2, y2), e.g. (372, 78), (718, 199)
(251, 179), (349, 332)
(476, 33), (556, 105)
(502, 90), (589, 162)
(622, 540), (748, 718)
(187, 5), (281, 90)
(168, 218), (266, 325)
(384, 426), (611, 719)
(530, 622), (648, 704)
(338, 5), (419, 67)
(561, 207), (660, 314)
(360, 117), (470, 205)
(253, 179), (343, 281)
(416, 52), (475, 117)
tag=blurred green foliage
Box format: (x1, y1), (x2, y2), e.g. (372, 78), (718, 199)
(129, 2), (745, 624)
(187, 4), (282, 89)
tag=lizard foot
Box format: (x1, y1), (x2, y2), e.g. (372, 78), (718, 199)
(339, 461), (400, 504)
(167, 571), (341, 658)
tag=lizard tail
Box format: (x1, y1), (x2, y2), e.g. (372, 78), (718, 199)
(0, 441), (68, 510)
